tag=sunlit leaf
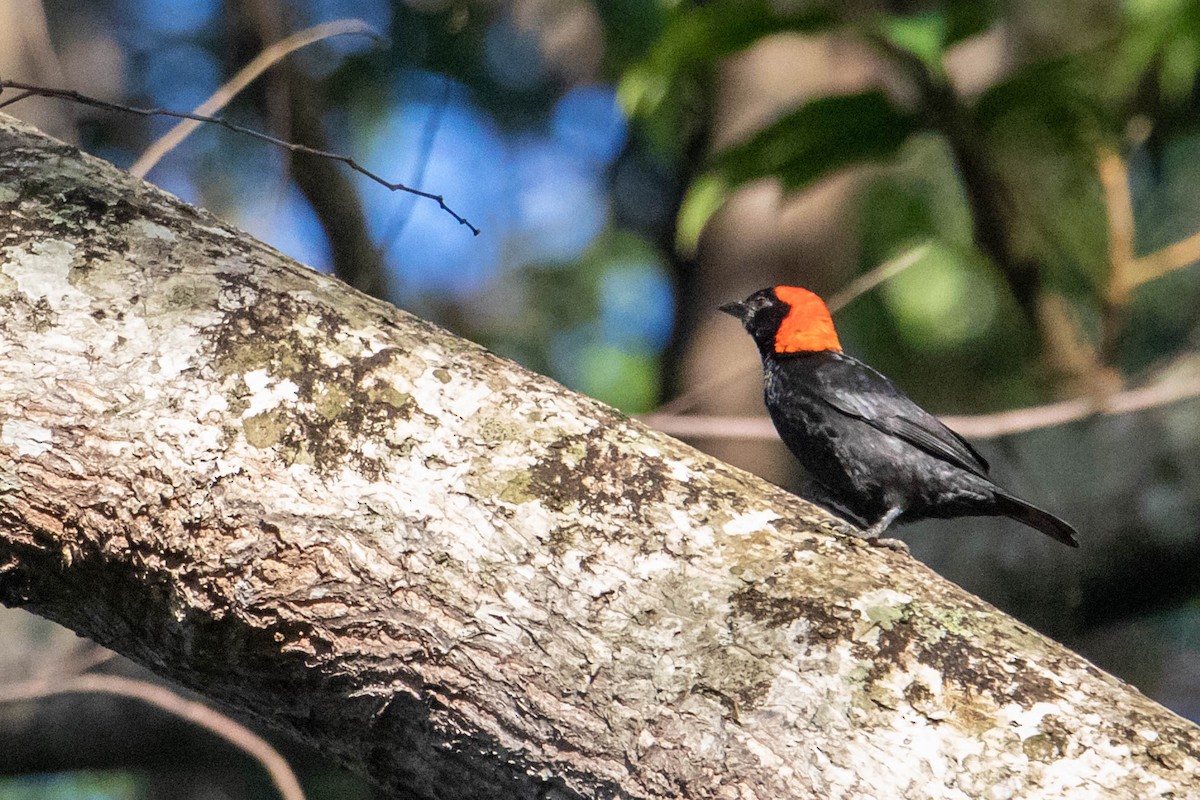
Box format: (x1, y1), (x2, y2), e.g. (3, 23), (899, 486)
(883, 12), (946, 68)
(1105, 0), (1200, 106)
(877, 3), (1001, 70)
(675, 173), (729, 255)
(617, 65), (670, 123)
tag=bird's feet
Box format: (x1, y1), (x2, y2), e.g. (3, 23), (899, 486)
(860, 506), (908, 552)
(867, 536), (910, 553)
(818, 515), (910, 553)
(820, 516), (860, 538)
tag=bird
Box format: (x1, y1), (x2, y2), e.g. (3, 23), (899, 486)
(720, 285), (1078, 547)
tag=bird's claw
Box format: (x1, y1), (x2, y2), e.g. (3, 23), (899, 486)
(821, 517), (859, 538)
(818, 516), (909, 553)
(867, 536), (909, 554)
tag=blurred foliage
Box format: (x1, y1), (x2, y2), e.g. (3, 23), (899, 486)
(0, 773), (141, 800)
(616, 0), (834, 155)
(617, 0), (1200, 399)
(678, 90), (921, 254)
(713, 90), (919, 190)
(50, 0), (1200, 413)
(1117, 0), (1200, 106)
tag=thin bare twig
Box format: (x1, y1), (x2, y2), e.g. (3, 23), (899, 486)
(1098, 148), (1135, 303)
(132, 18), (379, 177)
(639, 413), (776, 440)
(651, 243), (930, 416)
(825, 242), (931, 313)
(649, 364), (757, 416)
(0, 673), (306, 800)
(1096, 147), (1138, 369)
(943, 373), (1200, 438)
(642, 374), (1200, 441)
(0, 78), (479, 236)
(1100, 147), (1200, 300)
(376, 75), (453, 256)
(1128, 230), (1200, 290)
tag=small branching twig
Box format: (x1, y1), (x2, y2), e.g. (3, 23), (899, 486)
(1128, 231), (1200, 290)
(376, 75), (454, 256)
(0, 78), (479, 236)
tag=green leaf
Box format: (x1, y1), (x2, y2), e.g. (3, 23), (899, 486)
(876, 4), (1000, 70)
(675, 173), (729, 255)
(943, 0), (1000, 48)
(1160, 35), (1200, 100)
(974, 56), (1109, 150)
(593, 0), (669, 68)
(883, 12), (947, 68)
(1105, 0), (1183, 102)
(714, 91), (921, 192)
(619, 0), (837, 155)
(647, 0), (835, 72)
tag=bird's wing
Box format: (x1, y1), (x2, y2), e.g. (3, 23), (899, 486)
(814, 355), (991, 477)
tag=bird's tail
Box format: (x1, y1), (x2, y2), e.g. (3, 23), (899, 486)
(994, 491), (1079, 547)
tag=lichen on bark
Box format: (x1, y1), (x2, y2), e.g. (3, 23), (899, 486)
(1, 113), (1199, 799)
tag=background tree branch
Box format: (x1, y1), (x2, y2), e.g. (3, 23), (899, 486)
(1, 113), (1198, 798)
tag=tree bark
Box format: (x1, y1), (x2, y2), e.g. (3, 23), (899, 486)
(0, 112), (1197, 799)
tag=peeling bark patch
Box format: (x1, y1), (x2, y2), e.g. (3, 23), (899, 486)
(912, 629), (1058, 706)
(729, 584), (847, 636)
(6, 178), (136, 267)
(204, 281), (416, 478)
(2, 420), (53, 456)
(528, 434), (666, 518)
(1126, 710), (1200, 763)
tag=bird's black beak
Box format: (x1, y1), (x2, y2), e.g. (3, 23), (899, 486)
(719, 300), (749, 322)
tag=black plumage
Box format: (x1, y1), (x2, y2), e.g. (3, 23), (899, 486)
(722, 286), (1078, 547)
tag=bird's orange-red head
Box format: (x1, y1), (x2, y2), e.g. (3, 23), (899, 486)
(771, 286), (841, 353)
(720, 285), (842, 355)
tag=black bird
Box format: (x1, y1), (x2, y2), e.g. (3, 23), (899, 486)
(720, 285), (1078, 547)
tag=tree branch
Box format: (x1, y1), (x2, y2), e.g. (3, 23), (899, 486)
(0, 113), (1197, 798)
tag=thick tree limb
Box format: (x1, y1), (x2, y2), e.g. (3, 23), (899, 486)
(0, 113), (1197, 799)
